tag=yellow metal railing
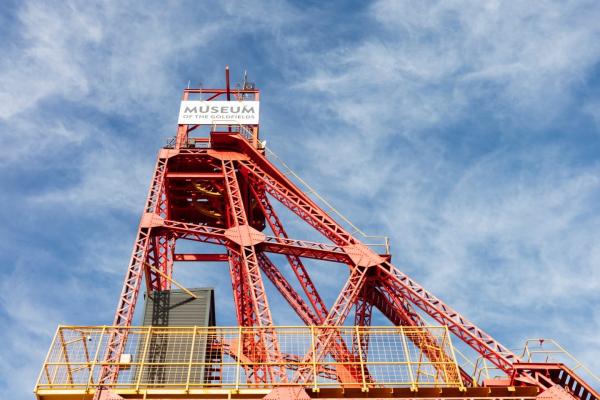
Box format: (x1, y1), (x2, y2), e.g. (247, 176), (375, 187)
(35, 325), (463, 393)
(521, 339), (600, 387)
(460, 338), (600, 388)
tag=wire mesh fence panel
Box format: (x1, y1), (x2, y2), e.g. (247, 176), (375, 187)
(312, 327), (361, 387)
(35, 325), (463, 392)
(365, 328), (412, 386)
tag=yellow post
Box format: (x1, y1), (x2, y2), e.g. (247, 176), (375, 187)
(58, 327), (74, 385)
(80, 330), (93, 379)
(436, 328), (449, 385)
(413, 330), (425, 386)
(522, 339), (533, 361)
(135, 326), (152, 392)
(85, 326), (106, 393)
(234, 326), (243, 393)
(481, 358), (490, 379)
(354, 326), (368, 392)
(310, 325), (319, 392)
(35, 325), (60, 392)
(445, 327), (465, 390)
(185, 326), (198, 392)
(400, 326), (417, 391)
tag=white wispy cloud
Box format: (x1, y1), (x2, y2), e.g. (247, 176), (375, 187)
(0, 2), (304, 398)
(278, 0), (600, 374)
(1, 1), (600, 398)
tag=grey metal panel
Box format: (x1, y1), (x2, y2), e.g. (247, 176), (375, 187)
(138, 288), (216, 387)
(142, 288), (215, 327)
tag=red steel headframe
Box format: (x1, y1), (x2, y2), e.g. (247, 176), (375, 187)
(94, 68), (595, 400)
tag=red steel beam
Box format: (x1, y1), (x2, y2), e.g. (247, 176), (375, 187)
(233, 136), (523, 379)
(256, 252), (319, 325)
(174, 253), (229, 262)
(221, 159), (286, 384)
(162, 219), (353, 263)
(378, 261), (520, 373)
(250, 186), (330, 322)
(228, 248), (257, 327)
(97, 156), (168, 387)
(166, 172), (224, 179)
(241, 161), (355, 245)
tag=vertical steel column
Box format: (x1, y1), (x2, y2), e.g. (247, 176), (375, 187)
(95, 156), (167, 393)
(221, 159), (286, 383)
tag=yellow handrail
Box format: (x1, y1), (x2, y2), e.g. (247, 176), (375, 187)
(35, 325), (462, 393)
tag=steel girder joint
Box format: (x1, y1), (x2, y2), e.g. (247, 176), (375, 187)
(343, 243), (385, 268)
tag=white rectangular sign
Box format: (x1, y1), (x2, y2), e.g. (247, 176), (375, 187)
(178, 101), (260, 125)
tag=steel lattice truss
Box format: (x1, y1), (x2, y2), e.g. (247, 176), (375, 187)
(94, 74), (598, 400)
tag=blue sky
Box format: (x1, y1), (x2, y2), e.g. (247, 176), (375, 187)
(1, 1), (600, 398)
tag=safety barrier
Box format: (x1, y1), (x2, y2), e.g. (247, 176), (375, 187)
(35, 325), (463, 393)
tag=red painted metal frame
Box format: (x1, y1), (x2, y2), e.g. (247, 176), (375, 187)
(221, 159), (287, 383)
(257, 252), (319, 325)
(95, 75), (596, 400)
(96, 156), (168, 387)
(250, 185), (329, 322)
(256, 251), (368, 384)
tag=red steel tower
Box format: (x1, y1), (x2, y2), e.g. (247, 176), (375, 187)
(35, 68), (599, 400)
